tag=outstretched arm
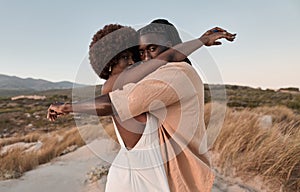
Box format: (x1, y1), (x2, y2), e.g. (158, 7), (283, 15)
(47, 94), (114, 121)
(113, 27), (236, 90)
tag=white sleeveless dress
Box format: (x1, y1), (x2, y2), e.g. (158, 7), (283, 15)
(105, 113), (170, 192)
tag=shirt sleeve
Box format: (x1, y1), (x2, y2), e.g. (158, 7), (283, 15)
(109, 62), (201, 121)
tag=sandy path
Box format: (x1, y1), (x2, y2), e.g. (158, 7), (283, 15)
(0, 139), (116, 192)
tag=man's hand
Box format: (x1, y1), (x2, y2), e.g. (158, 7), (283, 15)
(47, 102), (70, 121)
(200, 27), (236, 46)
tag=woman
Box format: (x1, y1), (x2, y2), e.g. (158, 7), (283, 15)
(90, 24), (171, 191)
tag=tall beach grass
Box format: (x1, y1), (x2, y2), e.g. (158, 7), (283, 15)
(207, 104), (300, 191)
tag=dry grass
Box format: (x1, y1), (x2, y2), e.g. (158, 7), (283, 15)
(0, 127), (85, 179)
(0, 115), (115, 180)
(37, 128), (85, 164)
(208, 104), (300, 191)
(252, 106), (300, 135)
(0, 148), (39, 179)
(0, 132), (41, 147)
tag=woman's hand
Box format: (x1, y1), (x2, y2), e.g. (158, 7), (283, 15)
(47, 102), (70, 121)
(200, 27), (236, 46)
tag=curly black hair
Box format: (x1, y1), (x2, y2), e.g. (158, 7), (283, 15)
(89, 24), (139, 80)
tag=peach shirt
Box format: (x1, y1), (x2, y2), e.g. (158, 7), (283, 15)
(109, 62), (214, 192)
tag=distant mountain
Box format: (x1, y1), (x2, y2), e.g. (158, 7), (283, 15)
(0, 74), (85, 97)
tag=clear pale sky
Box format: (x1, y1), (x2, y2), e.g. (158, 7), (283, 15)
(0, 0), (299, 89)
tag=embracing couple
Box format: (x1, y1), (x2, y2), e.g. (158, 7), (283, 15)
(47, 19), (236, 192)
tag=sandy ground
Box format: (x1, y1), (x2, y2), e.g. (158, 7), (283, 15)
(0, 138), (263, 192)
(0, 139), (116, 192)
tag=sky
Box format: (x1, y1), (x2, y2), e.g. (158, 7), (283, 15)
(0, 0), (299, 89)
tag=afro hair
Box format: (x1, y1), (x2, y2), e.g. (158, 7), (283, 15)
(89, 24), (138, 80)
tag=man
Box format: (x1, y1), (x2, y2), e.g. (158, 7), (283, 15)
(48, 19), (236, 191)
(111, 20), (214, 191)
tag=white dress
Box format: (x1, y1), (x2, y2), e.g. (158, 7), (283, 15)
(105, 113), (170, 192)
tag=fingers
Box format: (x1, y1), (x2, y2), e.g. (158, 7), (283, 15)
(47, 111), (64, 121)
(224, 33), (236, 41)
(212, 27), (227, 33)
(49, 109), (63, 115)
(226, 35), (236, 42)
(211, 27), (235, 36)
(47, 112), (56, 121)
(227, 33), (236, 42)
(205, 27), (224, 35)
(47, 108), (59, 122)
(47, 109), (57, 121)
(208, 27), (227, 35)
(213, 41), (222, 45)
(47, 102), (67, 121)
(216, 31), (236, 42)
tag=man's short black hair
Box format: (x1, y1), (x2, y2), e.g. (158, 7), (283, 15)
(138, 19), (191, 65)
